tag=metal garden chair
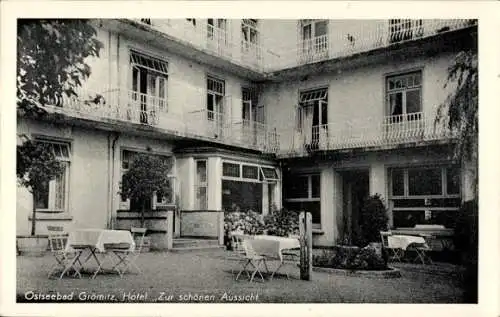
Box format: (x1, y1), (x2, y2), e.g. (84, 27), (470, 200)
(380, 231), (404, 262)
(104, 227), (146, 277)
(47, 225), (83, 279)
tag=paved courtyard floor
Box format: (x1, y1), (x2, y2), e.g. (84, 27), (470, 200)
(17, 249), (464, 303)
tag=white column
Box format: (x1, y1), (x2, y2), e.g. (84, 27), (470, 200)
(274, 168), (283, 210)
(262, 183), (269, 216)
(369, 162), (387, 199)
(207, 157), (222, 210)
(320, 168), (335, 244)
(178, 157), (195, 210)
(369, 162), (390, 225)
(332, 170), (343, 244)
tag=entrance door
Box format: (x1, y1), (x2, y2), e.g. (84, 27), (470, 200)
(341, 170), (370, 245)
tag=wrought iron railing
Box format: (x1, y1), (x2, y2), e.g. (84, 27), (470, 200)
(282, 111), (455, 155)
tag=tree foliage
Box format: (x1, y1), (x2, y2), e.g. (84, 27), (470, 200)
(358, 194), (389, 246)
(17, 140), (64, 235)
(120, 154), (173, 226)
(17, 19), (103, 116)
(17, 140), (64, 194)
(437, 35), (478, 196)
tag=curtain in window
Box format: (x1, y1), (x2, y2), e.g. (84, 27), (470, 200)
(302, 105), (314, 144)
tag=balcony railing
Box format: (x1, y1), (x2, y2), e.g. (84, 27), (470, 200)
(281, 112), (455, 156)
(131, 19), (274, 72)
(268, 19), (476, 71)
(42, 87), (280, 153)
(185, 110), (280, 153)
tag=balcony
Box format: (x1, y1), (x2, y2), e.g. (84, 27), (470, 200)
(130, 19), (274, 72)
(41, 87), (280, 154)
(125, 19), (475, 73)
(185, 110), (279, 152)
(267, 19), (476, 71)
(280, 112), (455, 157)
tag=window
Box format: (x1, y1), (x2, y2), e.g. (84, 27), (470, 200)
(241, 19), (261, 62)
(260, 167), (279, 182)
(222, 161), (279, 183)
(284, 173), (321, 227)
(120, 150), (174, 210)
(389, 166), (461, 228)
(207, 76), (225, 121)
(186, 18), (196, 26)
(242, 165), (259, 180)
(222, 180), (262, 213)
(241, 19), (259, 45)
(297, 88), (328, 149)
(195, 160), (208, 209)
(389, 19), (423, 43)
(242, 87), (264, 123)
(386, 71), (422, 121)
(300, 20), (328, 61)
(221, 161), (279, 214)
(130, 50), (168, 125)
(34, 141), (71, 212)
(207, 19), (227, 44)
(223, 162), (240, 178)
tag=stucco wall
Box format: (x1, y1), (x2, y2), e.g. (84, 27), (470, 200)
(17, 118), (110, 235)
(180, 211), (222, 238)
(263, 52), (455, 153)
(81, 26), (256, 127)
(288, 147), (458, 247)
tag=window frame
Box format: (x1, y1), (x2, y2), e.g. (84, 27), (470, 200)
(385, 70), (423, 118)
(389, 165), (461, 229)
(284, 173), (321, 227)
(242, 19), (259, 44)
(195, 159), (208, 210)
(297, 87), (329, 130)
(119, 149), (175, 210)
(284, 173), (321, 202)
(33, 140), (71, 213)
(206, 75), (226, 119)
(221, 159), (279, 184)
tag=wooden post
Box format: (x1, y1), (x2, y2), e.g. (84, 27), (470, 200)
(299, 211), (313, 281)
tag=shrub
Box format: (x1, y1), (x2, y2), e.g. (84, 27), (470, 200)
(453, 199), (478, 303)
(314, 245), (388, 271)
(358, 194), (389, 246)
(224, 210), (265, 235)
(264, 207), (299, 237)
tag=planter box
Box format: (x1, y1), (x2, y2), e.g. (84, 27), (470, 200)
(17, 236), (49, 257)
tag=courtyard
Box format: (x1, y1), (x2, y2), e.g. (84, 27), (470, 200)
(17, 249), (464, 303)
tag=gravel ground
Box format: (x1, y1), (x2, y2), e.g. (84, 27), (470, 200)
(16, 249), (464, 303)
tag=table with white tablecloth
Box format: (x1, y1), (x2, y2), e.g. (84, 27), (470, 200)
(252, 235), (300, 261)
(65, 229), (135, 278)
(388, 235), (429, 250)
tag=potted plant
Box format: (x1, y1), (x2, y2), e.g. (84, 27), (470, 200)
(16, 139), (64, 256)
(120, 153), (173, 252)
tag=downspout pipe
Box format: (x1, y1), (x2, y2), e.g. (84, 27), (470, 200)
(107, 132), (120, 229)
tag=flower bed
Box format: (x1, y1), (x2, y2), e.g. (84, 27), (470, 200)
(313, 244), (389, 271)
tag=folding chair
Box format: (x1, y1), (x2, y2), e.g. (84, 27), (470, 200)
(273, 248), (300, 280)
(407, 238), (433, 265)
(47, 226), (83, 279)
(380, 231), (404, 262)
(235, 239), (270, 283)
(227, 231), (248, 276)
(104, 227), (146, 277)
